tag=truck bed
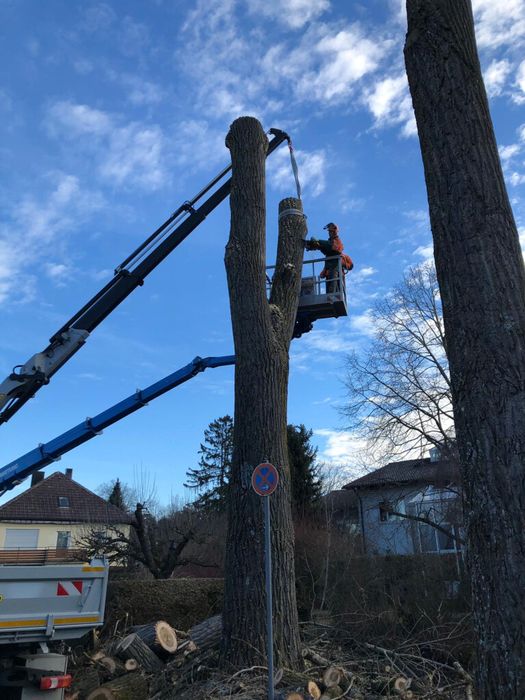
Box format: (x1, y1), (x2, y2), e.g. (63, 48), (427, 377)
(0, 557), (108, 644)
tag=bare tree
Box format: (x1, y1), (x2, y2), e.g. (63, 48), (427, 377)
(79, 502), (208, 579)
(221, 117), (304, 669)
(405, 1), (525, 696)
(344, 262), (454, 461)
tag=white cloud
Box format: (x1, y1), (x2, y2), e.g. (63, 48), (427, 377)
(268, 147), (327, 197)
(510, 172), (525, 186)
(363, 72), (416, 137)
(414, 244), (434, 262)
(180, 2), (392, 124)
(514, 59), (525, 104)
(499, 144), (521, 161)
(0, 173), (104, 305)
(472, 0), (525, 50)
(246, 0), (330, 29)
(353, 266), (376, 280)
(100, 124), (165, 189)
(47, 101), (169, 191)
(350, 310), (375, 337)
(48, 101), (111, 137)
(314, 428), (368, 467)
(484, 59), (512, 97)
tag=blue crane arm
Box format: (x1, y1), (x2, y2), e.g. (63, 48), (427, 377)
(0, 355), (235, 495)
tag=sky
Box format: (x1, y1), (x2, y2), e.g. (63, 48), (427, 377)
(1, 0), (525, 505)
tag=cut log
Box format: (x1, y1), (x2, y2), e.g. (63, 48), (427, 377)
(320, 687), (343, 700)
(71, 667), (100, 698)
(322, 667), (341, 688)
(116, 633), (164, 673)
(124, 659), (138, 672)
(307, 680), (322, 699)
(188, 614), (222, 650)
(98, 657), (117, 675)
(285, 694), (305, 700)
(130, 620), (178, 656)
(86, 671), (148, 700)
(394, 676), (410, 693)
(302, 648), (332, 668)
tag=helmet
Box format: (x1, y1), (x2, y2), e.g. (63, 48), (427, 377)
(324, 222), (338, 233)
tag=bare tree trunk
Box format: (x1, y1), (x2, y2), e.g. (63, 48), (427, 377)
(404, 2), (525, 697)
(221, 116), (305, 670)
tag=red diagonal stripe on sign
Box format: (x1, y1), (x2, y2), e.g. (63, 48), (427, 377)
(57, 583), (68, 596)
(72, 580), (83, 594)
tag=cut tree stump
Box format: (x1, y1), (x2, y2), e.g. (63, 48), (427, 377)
(322, 667), (342, 688)
(130, 620), (178, 657)
(188, 614), (222, 650)
(116, 633), (164, 673)
(86, 671), (148, 700)
(307, 679), (322, 699)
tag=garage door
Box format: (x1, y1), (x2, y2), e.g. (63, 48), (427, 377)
(4, 528), (39, 549)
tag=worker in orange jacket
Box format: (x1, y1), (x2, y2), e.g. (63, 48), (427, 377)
(306, 222), (353, 293)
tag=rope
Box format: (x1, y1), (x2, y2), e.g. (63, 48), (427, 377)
(288, 141), (302, 200)
(278, 208), (306, 220)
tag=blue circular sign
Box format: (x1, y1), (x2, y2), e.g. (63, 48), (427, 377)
(251, 463), (279, 496)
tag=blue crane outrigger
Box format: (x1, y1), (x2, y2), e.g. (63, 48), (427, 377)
(0, 355), (235, 495)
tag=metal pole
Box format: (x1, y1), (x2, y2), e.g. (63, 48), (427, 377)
(264, 495), (274, 700)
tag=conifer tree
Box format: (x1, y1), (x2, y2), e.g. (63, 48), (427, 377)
(107, 478), (127, 512)
(287, 424), (322, 514)
(184, 415), (233, 512)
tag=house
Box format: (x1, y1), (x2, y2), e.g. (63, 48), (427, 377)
(0, 468), (133, 556)
(343, 450), (462, 556)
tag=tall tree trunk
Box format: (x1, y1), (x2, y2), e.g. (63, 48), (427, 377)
(221, 116), (304, 670)
(404, 2), (525, 697)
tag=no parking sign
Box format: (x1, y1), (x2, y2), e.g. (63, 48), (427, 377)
(251, 462), (279, 496)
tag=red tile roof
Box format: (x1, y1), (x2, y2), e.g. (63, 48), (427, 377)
(343, 458), (460, 490)
(0, 472), (133, 524)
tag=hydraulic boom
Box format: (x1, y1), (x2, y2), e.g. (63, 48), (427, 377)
(0, 129), (289, 426)
(0, 354), (235, 495)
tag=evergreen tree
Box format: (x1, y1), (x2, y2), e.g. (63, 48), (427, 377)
(184, 415), (233, 512)
(186, 417), (322, 514)
(287, 424), (322, 514)
(107, 478), (127, 512)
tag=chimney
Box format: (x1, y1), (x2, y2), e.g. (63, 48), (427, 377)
(31, 471), (45, 487)
(65, 468), (73, 479)
(429, 447), (441, 463)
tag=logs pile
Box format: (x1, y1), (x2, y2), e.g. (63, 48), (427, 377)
(67, 616), (474, 699)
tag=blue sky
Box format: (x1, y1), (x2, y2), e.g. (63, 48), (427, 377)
(1, 0), (525, 505)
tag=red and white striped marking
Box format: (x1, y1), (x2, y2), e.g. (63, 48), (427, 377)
(56, 580), (83, 596)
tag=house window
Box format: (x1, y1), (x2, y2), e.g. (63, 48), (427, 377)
(379, 500), (406, 522)
(407, 497), (460, 553)
(58, 496), (70, 508)
(4, 528), (39, 549)
(56, 531), (71, 549)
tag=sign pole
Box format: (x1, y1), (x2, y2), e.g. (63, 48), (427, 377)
(251, 462), (279, 700)
(264, 493), (274, 700)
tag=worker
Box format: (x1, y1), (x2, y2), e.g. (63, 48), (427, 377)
(305, 222), (353, 293)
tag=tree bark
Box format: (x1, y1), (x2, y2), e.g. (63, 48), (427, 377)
(116, 633), (164, 673)
(404, 2), (525, 697)
(221, 116), (305, 670)
(86, 671), (148, 700)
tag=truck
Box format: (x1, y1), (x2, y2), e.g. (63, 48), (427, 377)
(0, 553), (108, 699)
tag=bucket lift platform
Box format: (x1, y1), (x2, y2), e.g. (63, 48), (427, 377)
(267, 255), (348, 338)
